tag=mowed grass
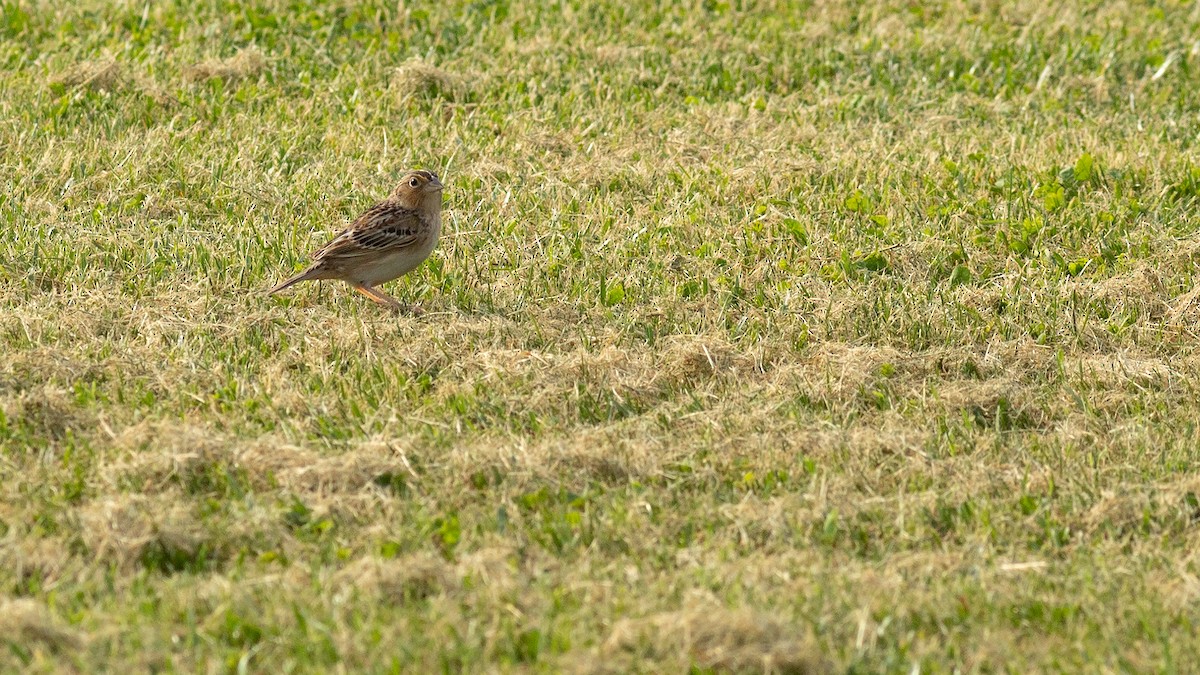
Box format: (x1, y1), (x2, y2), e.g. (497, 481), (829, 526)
(4, 0), (1200, 671)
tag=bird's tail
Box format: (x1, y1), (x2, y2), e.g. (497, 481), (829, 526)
(265, 267), (319, 296)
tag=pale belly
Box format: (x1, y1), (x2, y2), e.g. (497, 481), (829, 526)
(352, 233), (439, 286)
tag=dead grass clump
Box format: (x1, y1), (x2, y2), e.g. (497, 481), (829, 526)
(184, 46), (266, 83)
(887, 239), (948, 280)
(111, 423), (418, 499)
(718, 496), (793, 547)
(443, 432), (658, 494)
(335, 553), (458, 602)
(1076, 352), (1173, 389)
(602, 607), (826, 674)
(76, 494), (205, 571)
(1, 349), (122, 390)
(593, 44), (645, 64)
(977, 337), (1057, 381)
(809, 343), (907, 376)
(1169, 284), (1200, 321)
(937, 378), (1018, 412)
(14, 386), (81, 440)
(870, 13), (912, 43)
(456, 546), (517, 590)
(105, 421), (249, 494)
(954, 281), (1010, 316)
(559, 346), (634, 380)
(51, 58), (124, 91)
(937, 378), (1045, 430)
(0, 537), (75, 591)
(1081, 488), (1152, 538)
(846, 423), (931, 459)
(393, 59), (464, 100)
(467, 348), (549, 383)
(239, 443), (418, 497)
(0, 599), (84, 653)
(518, 130), (576, 159)
(1074, 266), (1169, 319)
(556, 452), (631, 485)
(799, 343), (911, 403)
(1081, 475), (1200, 538)
(660, 335), (759, 385)
(548, 347), (664, 410)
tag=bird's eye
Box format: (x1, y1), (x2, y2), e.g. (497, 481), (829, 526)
(409, 178), (420, 187)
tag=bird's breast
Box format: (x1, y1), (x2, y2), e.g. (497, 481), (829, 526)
(357, 215), (441, 285)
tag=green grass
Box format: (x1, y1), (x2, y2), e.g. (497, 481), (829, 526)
(4, 0), (1200, 671)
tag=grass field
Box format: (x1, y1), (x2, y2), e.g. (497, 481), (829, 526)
(4, 0), (1200, 671)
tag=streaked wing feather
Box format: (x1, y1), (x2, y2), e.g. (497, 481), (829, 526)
(312, 201), (424, 262)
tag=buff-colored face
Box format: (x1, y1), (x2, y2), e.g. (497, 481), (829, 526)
(392, 170), (444, 205)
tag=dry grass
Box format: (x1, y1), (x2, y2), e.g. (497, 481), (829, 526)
(602, 606), (826, 674)
(183, 47), (266, 83)
(77, 494), (205, 570)
(392, 58), (465, 101)
(334, 552), (460, 601)
(0, 599), (85, 653)
(5, 0), (1200, 671)
(50, 58), (124, 92)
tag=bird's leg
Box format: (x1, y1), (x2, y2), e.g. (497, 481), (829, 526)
(351, 283), (408, 312)
(368, 284), (425, 316)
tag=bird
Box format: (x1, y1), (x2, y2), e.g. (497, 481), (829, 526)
(267, 169), (444, 311)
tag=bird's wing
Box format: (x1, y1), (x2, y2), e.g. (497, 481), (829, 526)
(312, 201), (426, 262)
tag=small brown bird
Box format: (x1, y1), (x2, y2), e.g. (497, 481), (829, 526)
(268, 170), (444, 311)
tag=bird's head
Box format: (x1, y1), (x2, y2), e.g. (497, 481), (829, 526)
(391, 170), (444, 209)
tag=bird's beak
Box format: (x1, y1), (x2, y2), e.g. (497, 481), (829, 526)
(427, 176), (444, 192)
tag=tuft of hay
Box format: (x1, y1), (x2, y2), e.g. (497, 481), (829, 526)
(51, 58), (124, 91)
(660, 334), (758, 383)
(15, 386), (80, 440)
(593, 44), (645, 64)
(392, 59), (463, 100)
(455, 546), (517, 590)
(1082, 474), (1200, 538)
(555, 452), (632, 485)
(0, 537), (75, 590)
(49, 57), (180, 104)
(335, 553), (458, 601)
(0, 599), (85, 653)
(1169, 276), (1200, 325)
(602, 607), (826, 674)
(76, 494), (206, 570)
(184, 46), (266, 83)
